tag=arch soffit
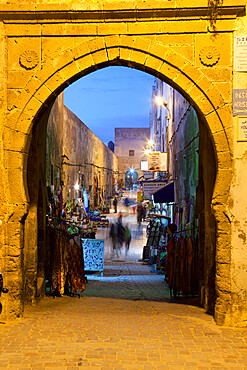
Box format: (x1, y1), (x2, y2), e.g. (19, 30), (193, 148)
(13, 35), (232, 160)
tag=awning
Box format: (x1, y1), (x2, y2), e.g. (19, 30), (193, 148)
(151, 182), (174, 203)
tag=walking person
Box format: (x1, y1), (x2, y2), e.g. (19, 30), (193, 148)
(141, 204), (147, 221)
(124, 197), (130, 213)
(113, 196), (118, 213)
(117, 220), (125, 253)
(124, 224), (131, 256)
(109, 222), (119, 257)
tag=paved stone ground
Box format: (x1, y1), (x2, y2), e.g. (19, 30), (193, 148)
(0, 197), (247, 369)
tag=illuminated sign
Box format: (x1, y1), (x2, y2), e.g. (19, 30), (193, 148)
(148, 152), (167, 172)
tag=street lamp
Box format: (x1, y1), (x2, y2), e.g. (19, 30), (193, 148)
(155, 95), (171, 120)
(144, 139), (155, 155)
(144, 148), (152, 155)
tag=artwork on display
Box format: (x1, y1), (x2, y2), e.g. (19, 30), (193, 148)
(82, 239), (105, 273)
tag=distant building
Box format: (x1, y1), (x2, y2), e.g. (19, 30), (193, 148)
(115, 127), (150, 189)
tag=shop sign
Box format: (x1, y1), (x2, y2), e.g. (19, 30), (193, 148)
(233, 89), (247, 116)
(142, 181), (166, 200)
(148, 152), (167, 172)
(237, 116), (247, 141)
(234, 36), (247, 72)
(143, 171), (154, 180)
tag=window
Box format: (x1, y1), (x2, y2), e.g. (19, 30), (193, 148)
(129, 150), (134, 156)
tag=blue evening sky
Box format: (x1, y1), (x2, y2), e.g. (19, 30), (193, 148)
(64, 66), (155, 145)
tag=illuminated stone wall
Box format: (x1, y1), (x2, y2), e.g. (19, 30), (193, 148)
(47, 93), (118, 205)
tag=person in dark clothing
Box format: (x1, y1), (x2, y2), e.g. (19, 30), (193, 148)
(124, 197), (130, 213)
(141, 204), (147, 221)
(137, 203), (143, 231)
(113, 197), (118, 213)
(124, 224), (131, 256)
(117, 221), (125, 251)
(109, 222), (119, 257)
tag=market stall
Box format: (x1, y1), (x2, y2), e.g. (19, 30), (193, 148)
(46, 223), (86, 297)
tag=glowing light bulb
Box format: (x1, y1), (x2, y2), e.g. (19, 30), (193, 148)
(155, 96), (164, 106)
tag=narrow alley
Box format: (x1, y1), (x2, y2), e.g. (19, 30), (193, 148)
(0, 194), (247, 369)
(84, 194), (171, 302)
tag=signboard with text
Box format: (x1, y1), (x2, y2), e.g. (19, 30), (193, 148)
(237, 117), (247, 142)
(142, 181), (166, 200)
(234, 36), (247, 72)
(148, 152), (167, 172)
(143, 171), (154, 180)
(233, 89), (247, 116)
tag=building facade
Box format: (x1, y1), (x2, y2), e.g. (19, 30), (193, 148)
(115, 127), (150, 188)
(150, 78), (217, 312)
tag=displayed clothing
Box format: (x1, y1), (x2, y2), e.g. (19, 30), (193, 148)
(165, 233), (198, 298)
(47, 226), (86, 296)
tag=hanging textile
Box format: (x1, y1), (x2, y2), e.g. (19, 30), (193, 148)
(165, 232), (199, 298)
(47, 226), (86, 296)
(63, 236), (86, 294)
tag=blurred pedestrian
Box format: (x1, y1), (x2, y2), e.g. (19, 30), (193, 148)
(142, 204), (147, 221)
(137, 203), (143, 231)
(124, 197), (130, 212)
(117, 220), (125, 252)
(124, 224), (131, 256)
(109, 222), (119, 257)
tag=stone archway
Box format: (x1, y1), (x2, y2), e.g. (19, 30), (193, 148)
(3, 35), (233, 325)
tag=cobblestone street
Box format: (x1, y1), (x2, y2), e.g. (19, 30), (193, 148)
(0, 199), (247, 369)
